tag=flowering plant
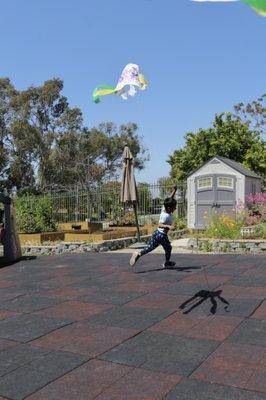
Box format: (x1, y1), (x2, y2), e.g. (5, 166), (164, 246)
(204, 212), (243, 239)
(246, 193), (266, 223)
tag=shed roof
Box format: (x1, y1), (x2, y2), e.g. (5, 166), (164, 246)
(216, 157), (261, 178)
(188, 156), (261, 179)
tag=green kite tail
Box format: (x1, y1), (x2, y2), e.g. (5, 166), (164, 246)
(242, 0), (266, 15)
(92, 84), (117, 103)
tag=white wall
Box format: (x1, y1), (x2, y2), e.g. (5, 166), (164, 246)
(190, 160), (241, 179)
(187, 177), (195, 228)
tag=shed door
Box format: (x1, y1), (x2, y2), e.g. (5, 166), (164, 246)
(195, 175), (236, 229)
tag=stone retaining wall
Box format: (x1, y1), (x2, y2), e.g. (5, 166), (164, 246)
(20, 235), (151, 256)
(169, 229), (189, 239)
(187, 238), (266, 253)
(19, 228), (189, 256)
(2, 232), (265, 257)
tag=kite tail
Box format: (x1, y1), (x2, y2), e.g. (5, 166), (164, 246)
(252, 6), (266, 16)
(139, 74), (148, 90)
(92, 84), (117, 103)
(241, 0), (266, 16)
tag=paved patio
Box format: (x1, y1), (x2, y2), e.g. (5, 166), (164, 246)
(0, 252), (265, 399)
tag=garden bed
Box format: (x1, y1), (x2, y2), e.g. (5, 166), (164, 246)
(18, 226), (151, 245)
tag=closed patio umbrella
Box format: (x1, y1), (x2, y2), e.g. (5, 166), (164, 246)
(121, 145), (142, 243)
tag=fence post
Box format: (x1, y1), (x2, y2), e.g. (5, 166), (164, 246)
(75, 187), (79, 222)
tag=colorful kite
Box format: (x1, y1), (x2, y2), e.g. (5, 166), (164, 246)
(92, 63), (148, 103)
(192, 0), (266, 16)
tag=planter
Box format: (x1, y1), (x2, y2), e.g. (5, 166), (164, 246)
(19, 226), (150, 245)
(58, 221), (103, 233)
(19, 232), (65, 245)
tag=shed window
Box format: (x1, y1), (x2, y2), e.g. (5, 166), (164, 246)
(218, 177), (233, 188)
(197, 177), (212, 189)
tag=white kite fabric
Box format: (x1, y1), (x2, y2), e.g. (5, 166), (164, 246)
(92, 63), (148, 103)
(191, 0), (266, 16)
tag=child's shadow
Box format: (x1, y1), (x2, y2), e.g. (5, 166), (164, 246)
(179, 290), (230, 315)
(136, 266), (202, 274)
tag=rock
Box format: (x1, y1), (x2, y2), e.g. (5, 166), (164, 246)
(69, 244), (78, 250)
(229, 242), (240, 249)
(250, 247), (261, 253)
(187, 238), (198, 248)
(245, 242), (256, 249)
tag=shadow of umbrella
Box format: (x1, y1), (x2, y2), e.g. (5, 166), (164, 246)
(121, 145), (145, 248)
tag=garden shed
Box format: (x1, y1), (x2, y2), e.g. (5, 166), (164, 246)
(187, 156), (262, 229)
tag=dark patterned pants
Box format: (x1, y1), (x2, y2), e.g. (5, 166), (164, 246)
(140, 230), (172, 262)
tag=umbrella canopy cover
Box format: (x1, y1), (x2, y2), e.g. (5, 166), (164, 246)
(121, 146), (138, 203)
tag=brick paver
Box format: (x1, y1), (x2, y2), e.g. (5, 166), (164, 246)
(0, 252), (265, 399)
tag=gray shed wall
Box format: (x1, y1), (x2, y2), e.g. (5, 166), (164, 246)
(245, 177), (262, 197)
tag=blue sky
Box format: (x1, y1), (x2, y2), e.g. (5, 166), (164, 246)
(1, 0), (265, 183)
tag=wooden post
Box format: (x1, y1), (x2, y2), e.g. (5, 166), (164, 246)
(133, 202), (141, 242)
(0, 194), (21, 263)
(3, 202), (13, 261)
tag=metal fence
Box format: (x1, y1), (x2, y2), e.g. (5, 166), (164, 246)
(43, 183), (187, 223)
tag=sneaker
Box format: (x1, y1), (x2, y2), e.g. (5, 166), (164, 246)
(163, 261), (176, 269)
(130, 252), (140, 267)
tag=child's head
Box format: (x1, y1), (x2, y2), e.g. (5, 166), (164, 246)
(164, 197), (177, 213)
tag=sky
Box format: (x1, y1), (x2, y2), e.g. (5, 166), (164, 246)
(0, 0), (265, 183)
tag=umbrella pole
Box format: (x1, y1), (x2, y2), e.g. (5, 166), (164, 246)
(133, 202), (141, 242)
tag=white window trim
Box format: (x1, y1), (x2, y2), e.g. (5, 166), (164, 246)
(197, 177), (213, 189)
(217, 177), (234, 189)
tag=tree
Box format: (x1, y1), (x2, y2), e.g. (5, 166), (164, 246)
(234, 93), (266, 135)
(0, 77), (83, 194)
(44, 122), (148, 192)
(0, 78), (148, 194)
(168, 113), (266, 182)
(157, 176), (186, 202)
(0, 78), (17, 191)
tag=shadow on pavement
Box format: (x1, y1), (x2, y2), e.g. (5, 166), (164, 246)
(179, 289), (230, 315)
(136, 266), (203, 274)
(0, 255), (37, 268)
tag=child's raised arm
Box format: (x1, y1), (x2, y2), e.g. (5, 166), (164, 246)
(169, 185), (177, 199)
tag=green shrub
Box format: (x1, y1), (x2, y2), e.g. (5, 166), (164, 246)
(202, 240), (213, 252)
(106, 204), (124, 226)
(35, 197), (57, 232)
(173, 215), (187, 230)
(254, 224), (266, 239)
(119, 211), (136, 226)
(242, 223), (266, 239)
(14, 196), (57, 233)
(204, 212), (243, 239)
(220, 243), (229, 253)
